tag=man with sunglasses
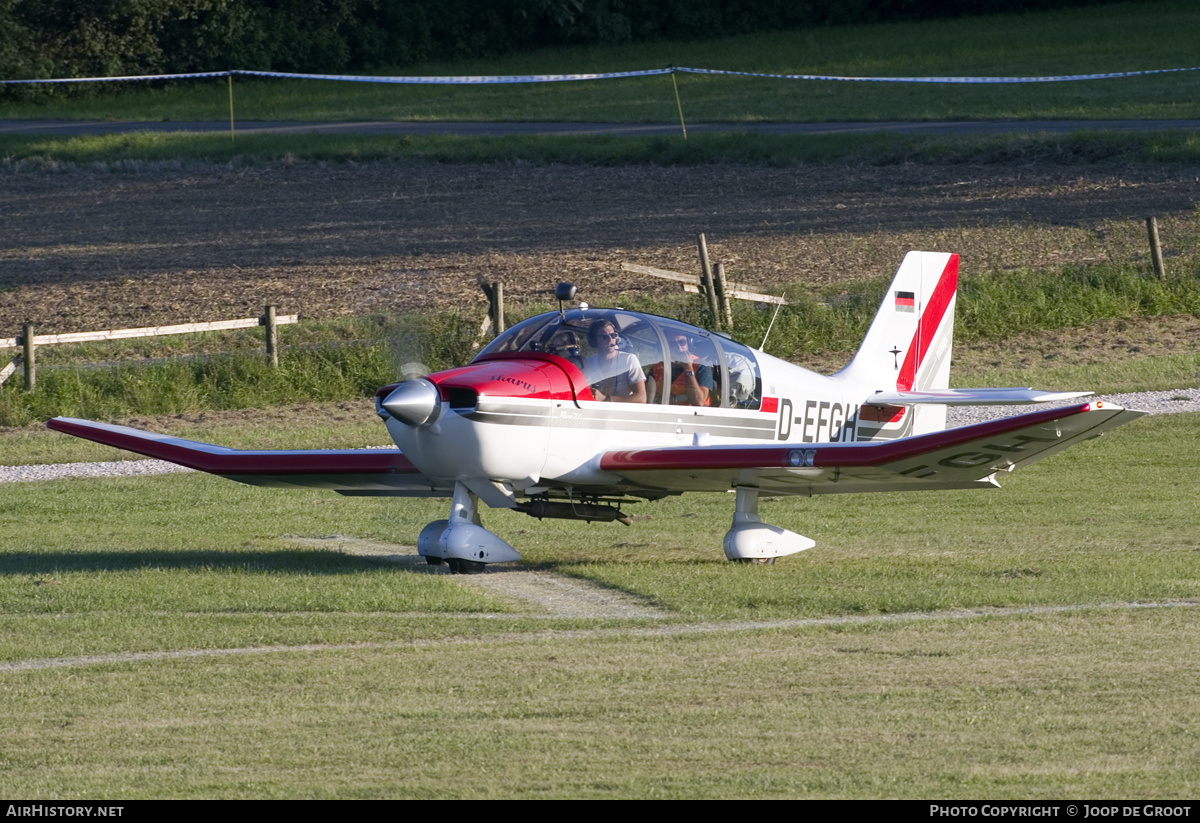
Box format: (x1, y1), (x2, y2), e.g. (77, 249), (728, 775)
(584, 320), (647, 403)
(653, 332), (713, 406)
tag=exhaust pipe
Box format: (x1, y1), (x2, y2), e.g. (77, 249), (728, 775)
(516, 499), (632, 525)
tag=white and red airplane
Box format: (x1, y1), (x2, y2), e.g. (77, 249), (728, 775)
(49, 252), (1145, 573)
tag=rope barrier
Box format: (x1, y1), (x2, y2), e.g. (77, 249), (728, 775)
(3, 65), (1197, 86)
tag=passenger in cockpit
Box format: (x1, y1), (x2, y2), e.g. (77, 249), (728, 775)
(584, 320), (647, 403)
(653, 332), (713, 405)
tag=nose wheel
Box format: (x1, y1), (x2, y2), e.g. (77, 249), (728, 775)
(425, 555), (486, 573)
(445, 558), (487, 575)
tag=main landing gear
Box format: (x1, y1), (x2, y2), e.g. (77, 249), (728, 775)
(416, 483), (813, 571)
(722, 487), (815, 563)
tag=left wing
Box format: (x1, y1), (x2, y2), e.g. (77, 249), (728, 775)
(46, 417), (449, 496)
(600, 402), (1145, 495)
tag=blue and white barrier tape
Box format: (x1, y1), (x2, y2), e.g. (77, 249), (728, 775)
(1, 70), (232, 85)
(234, 68), (673, 84)
(674, 65), (1200, 84)
(2, 65), (1197, 86)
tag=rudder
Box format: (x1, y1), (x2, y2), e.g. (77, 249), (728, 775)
(835, 251), (959, 434)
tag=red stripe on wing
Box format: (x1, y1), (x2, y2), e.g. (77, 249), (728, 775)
(47, 417), (420, 477)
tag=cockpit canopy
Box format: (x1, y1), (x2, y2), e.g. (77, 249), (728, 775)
(477, 309), (763, 409)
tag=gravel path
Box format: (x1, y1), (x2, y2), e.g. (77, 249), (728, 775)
(284, 535), (667, 619)
(3, 386), (1195, 485)
(0, 458), (194, 483)
(944, 385), (1200, 426)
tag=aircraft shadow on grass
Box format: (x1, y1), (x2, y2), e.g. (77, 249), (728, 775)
(1, 548), (386, 576)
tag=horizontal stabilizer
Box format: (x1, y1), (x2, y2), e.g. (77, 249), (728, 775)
(866, 388), (1093, 407)
(46, 417), (445, 495)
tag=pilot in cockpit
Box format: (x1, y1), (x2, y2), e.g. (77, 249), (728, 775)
(584, 320), (647, 403)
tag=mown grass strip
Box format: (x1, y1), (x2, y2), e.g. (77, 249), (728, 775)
(4, 129), (1200, 168)
(2, 413), (1195, 797)
(1, 600), (1197, 797)
(3, 413), (1196, 640)
(5, 439), (1190, 790)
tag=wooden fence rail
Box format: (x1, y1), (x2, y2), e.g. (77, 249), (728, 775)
(1, 306), (298, 390)
(621, 263), (787, 305)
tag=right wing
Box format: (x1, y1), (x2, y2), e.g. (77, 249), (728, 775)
(46, 417), (449, 496)
(600, 402), (1146, 495)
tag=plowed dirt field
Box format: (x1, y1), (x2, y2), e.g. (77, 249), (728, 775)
(3, 159), (1197, 340)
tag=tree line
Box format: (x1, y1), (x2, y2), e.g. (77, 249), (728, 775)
(1, 0), (1136, 99)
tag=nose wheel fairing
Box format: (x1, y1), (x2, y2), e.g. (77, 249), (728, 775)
(417, 483), (521, 573)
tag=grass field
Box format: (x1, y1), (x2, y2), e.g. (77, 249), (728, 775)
(3, 609), (1198, 798)
(1, 412), (1198, 798)
(7, 129), (1200, 169)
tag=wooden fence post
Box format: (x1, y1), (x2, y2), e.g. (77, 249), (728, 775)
(473, 275), (507, 347)
(713, 262), (733, 331)
(493, 281), (505, 334)
(475, 274), (505, 338)
(1, 313), (300, 383)
(263, 304), (278, 367)
(22, 321), (35, 392)
(696, 233), (720, 330)
(1146, 217), (1166, 280)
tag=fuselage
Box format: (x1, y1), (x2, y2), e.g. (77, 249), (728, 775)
(378, 308), (915, 496)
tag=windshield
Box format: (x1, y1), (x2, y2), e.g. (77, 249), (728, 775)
(477, 309), (762, 409)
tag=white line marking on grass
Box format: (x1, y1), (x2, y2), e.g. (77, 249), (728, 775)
(3, 599), (1195, 673)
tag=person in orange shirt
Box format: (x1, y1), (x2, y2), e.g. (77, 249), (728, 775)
(653, 332), (713, 406)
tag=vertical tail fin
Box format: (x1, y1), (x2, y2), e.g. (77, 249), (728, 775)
(835, 251), (959, 435)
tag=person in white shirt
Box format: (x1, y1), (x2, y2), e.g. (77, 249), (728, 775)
(584, 320), (647, 403)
